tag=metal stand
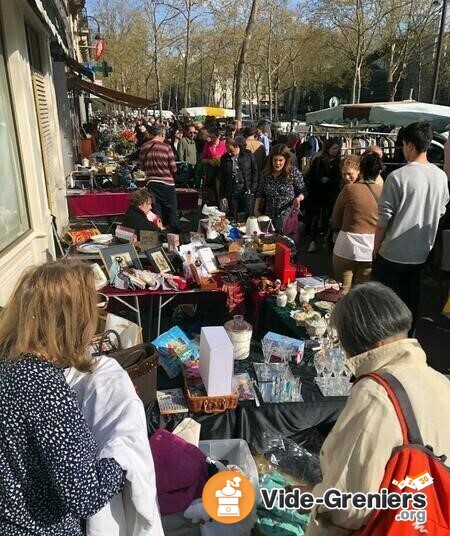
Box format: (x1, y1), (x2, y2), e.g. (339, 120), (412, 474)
(157, 294), (177, 337)
(109, 295), (142, 327)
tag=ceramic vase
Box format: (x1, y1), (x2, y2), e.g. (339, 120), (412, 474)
(299, 288), (311, 304)
(286, 282), (298, 304)
(303, 286), (316, 301)
(246, 217), (261, 236)
(276, 291), (288, 308)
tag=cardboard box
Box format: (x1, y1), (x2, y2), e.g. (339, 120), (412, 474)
(199, 327), (234, 396)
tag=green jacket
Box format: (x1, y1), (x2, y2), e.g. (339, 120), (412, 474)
(179, 138), (198, 166)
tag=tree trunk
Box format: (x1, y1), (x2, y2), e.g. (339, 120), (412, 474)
(155, 63), (163, 118)
(274, 72), (279, 120)
(248, 75), (254, 120)
(167, 82), (172, 110)
(183, 4), (192, 108)
(292, 87), (299, 119)
(351, 61), (358, 104)
(356, 64), (362, 104)
(267, 8), (273, 120)
(200, 55), (204, 104)
(255, 79), (261, 118)
(234, 0), (259, 121)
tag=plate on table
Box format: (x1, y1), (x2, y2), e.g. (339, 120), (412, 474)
(91, 234), (113, 245)
(314, 301), (335, 313)
(76, 243), (108, 254)
(202, 243), (225, 251)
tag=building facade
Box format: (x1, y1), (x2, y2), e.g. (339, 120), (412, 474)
(0, 0), (84, 304)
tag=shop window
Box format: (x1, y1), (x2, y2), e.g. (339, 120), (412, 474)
(0, 25), (30, 252)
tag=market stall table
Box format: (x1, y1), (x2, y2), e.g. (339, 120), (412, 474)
(148, 349), (347, 453)
(102, 284), (225, 339)
(66, 188), (199, 218)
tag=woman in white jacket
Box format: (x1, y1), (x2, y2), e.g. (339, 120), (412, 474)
(306, 282), (450, 535)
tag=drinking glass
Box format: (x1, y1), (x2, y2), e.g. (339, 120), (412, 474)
(314, 351), (325, 377)
(261, 339), (273, 381)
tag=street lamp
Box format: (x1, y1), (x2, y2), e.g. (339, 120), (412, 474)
(432, 0), (448, 104)
(85, 15), (102, 40)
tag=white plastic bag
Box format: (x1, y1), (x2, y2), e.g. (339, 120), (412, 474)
(105, 313), (142, 349)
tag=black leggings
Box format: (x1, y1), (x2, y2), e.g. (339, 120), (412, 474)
(307, 204), (333, 241)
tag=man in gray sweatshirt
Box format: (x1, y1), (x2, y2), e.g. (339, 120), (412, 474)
(372, 121), (449, 330)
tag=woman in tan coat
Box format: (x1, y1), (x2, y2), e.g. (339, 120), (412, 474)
(331, 153), (383, 293)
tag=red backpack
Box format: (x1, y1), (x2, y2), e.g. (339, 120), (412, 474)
(353, 372), (450, 535)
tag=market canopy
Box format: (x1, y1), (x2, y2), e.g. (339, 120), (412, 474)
(306, 101), (450, 132)
(180, 107), (236, 119)
(67, 77), (158, 109)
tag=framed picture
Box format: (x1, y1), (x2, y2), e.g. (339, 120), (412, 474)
(99, 243), (143, 276)
(145, 247), (174, 274)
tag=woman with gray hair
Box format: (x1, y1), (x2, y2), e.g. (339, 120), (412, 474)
(306, 282), (450, 536)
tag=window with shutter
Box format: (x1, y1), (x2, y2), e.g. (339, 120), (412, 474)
(26, 23), (59, 210)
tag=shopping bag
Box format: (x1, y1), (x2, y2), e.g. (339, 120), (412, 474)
(282, 208), (302, 245)
(105, 313), (142, 349)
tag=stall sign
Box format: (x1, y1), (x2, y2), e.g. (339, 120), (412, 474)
(95, 40), (106, 61)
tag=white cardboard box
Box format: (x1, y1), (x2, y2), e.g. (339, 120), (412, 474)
(199, 327), (234, 396)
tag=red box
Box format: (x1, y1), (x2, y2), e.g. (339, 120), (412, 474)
(274, 243), (296, 285)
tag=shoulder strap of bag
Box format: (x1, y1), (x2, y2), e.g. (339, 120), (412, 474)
(355, 372), (424, 446)
(364, 182), (380, 204)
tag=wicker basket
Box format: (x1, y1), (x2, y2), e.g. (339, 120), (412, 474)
(182, 368), (238, 414)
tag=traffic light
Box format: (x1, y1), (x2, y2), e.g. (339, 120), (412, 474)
(102, 60), (113, 77)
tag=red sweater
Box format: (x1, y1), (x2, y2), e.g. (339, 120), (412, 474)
(139, 140), (177, 187)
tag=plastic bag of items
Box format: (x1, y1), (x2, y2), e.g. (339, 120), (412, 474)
(262, 434), (322, 486)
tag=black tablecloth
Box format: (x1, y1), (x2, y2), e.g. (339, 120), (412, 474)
(147, 344), (347, 453)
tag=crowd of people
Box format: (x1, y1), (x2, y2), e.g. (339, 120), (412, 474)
(1, 107), (450, 534)
(131, 117), (449, 332)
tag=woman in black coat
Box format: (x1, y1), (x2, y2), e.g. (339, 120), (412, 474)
(305, 138), (341, 252)
(219, 137), (258, 222)
(122, 188), (162, 240)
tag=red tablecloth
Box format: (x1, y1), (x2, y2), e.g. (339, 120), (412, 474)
(67, 189), (199, 218)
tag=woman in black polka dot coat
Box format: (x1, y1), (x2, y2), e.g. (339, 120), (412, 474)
(0, 261), (125, 535)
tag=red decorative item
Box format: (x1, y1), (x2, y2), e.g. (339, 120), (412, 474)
(295, 263), (309, 278)
(95, 39), (106, 61)
(172, 276), (187, 291)
(274, 243), (296, 285)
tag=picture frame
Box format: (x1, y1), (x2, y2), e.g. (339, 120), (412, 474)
(144, 246), (174, 274)
(99, 243), (143, 276)
(139, 230), (161, 251)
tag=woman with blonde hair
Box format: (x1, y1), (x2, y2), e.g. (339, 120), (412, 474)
(331, 153), (384, 293)
(254, 143), (307, 231)
(0, 260), (125, 535)
(340, 154), (360, 185)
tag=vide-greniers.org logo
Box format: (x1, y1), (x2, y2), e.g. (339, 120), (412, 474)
(260, 488), (428, 525)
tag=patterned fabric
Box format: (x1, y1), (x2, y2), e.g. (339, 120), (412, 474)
(0, 354), (125, 536)
(256, 168), (307, 229)
(139, 140), (177, 186)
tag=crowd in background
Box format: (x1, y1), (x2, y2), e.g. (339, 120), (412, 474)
(85, 115), (450, 331)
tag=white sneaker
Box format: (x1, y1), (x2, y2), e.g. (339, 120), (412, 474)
(202, 204), (225, 218)
(308, 241), (317, 253)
